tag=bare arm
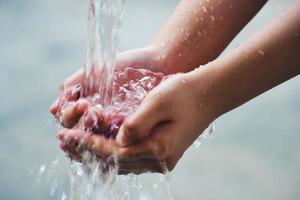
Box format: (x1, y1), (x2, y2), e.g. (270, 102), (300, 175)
(188, 0), (300, 119)
(57, 0), (300, 173)
(150, 0), (267, 73)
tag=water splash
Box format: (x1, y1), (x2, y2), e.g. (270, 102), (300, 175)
(34, 156), (174, 200)
(82, 0), (124, 106)
(258, 49), (265, 55)
(193, 123), (215, 148)
(50, 0), (175, 199)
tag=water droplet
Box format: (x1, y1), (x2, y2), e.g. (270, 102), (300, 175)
(156, 55), (161, 61)
(208, 123), (215, 136)
(210, 15), (215, 21)
(258, 49), (265, 55)
(196, 18), (200, 22)
(210, 6), (214, 10)
(160, 42), (167, 48)
(194, 140), (202, 148)
(170, 36), (175, 42)
(60, 192), (67, 200)
(182, 79), (187, 84)
(178, 53), (182, 57)
(193, 10), (198, 15)
(39, 164), (46, 175)
(202, 6), (207, 13)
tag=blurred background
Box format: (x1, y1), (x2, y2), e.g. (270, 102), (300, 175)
(1, 0), (299, 199)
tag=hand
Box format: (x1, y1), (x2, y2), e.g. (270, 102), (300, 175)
(57, 72), (217, 173)
(50, 45), (168, 128)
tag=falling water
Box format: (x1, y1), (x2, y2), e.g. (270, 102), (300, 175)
(45, 0), (175, 199)
(45, 0), (217, 199)
(81, 0), (124, 106)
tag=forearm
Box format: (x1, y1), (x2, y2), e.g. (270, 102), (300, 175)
(189, 1), (300, 119)
(150, 0), (267, 74)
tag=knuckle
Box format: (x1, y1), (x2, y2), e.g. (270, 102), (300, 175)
(124, 120), (139, 137)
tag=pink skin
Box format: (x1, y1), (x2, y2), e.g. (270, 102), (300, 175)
(51, 0), (300, 174)
(52, 67), (166, 138)
(55, 0), (300, 174)
(50, 47), (167, 129)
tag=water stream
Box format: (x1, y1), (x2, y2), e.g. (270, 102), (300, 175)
(44, 0), (214, 199)
(45, 0), (174, 199)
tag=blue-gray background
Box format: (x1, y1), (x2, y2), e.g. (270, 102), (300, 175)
(1, 0), (299, 199)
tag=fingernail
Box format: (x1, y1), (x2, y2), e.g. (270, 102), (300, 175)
(76, 101), (89, 113)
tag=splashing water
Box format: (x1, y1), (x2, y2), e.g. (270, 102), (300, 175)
(49, 0), (176, 199)
(82, 0), (124, 106)
(193, 122), (215, 148)
(48, 0), (217, 199)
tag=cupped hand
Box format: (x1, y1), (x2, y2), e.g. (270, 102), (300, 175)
(57, 72), (217, 173)
(50, 45), (167, 128)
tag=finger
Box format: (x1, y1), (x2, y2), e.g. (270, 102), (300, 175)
(61, 129), (155, 162)
(59, 142), (82, 162)
(116, 140), (155, 161)
(115, 49), (147, 70)
(60, 99), (90, 128)
(118, 160), (163, 175)
(83, 106), (103, 130)
(62, 130), (118, 159)
(116, 94), (170, 147)
(49, 98), (60, 115)
(62, 69), (84, 90)
(119, 122), (175, 168)
(58, 129), (83, 161)
(50, 68), (83, 116)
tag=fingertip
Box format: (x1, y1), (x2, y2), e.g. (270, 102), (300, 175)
(59, 143), (67, 151)
(49, 99), (59, 115)
(76, 100), (90, 113)
(57, 131), (64, 141)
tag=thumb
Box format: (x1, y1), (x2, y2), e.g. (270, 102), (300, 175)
(116, 98), (169, 147)
(115, 48), (153, 70)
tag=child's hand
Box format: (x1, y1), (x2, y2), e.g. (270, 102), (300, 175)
(50, 46), (167, 128)
(57, 72), (217, 172)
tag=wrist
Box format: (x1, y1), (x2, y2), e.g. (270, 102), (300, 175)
(144, 43), (173, 74)
(185, 64), (226, 122)
(147, 41), (192, 75)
